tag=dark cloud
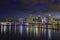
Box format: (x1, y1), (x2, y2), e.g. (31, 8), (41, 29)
(0, 0), (60, 18)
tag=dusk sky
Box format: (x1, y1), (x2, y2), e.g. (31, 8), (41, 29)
(0, 0), (60, 18)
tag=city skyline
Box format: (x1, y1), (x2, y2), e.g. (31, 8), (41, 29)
(0, 12), (60, 19)
(0, 0), (60, 40)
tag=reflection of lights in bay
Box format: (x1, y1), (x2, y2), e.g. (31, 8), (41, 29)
(26, 22), (29, 35)
(35, 25), (38, 36)
(9, 23), (11, 33)
(34, 27), (36, 37)
(32, 23), (35, 37)
(23, 22), (29, 35)
(1, 24), (3, 34)
(20, 21), (23, 35)
(1, 22), (7, 34)
(48, 29), (51, 40)
(34, 22), (38, 37)
(38, 25), (41, 37)
(29, 24), (32, 36)
(16, 24), (20, 34)
(42, 25), (43, 33)
(20, 25), (23, 35)
(15, 22), (16, 34)
(4, 25), (6, 34)
(26, 26), (29, 35)
(44, 25), (46, 35)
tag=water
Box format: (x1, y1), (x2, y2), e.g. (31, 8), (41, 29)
(0, 22), (60, 40)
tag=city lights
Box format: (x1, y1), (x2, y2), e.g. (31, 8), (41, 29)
(0, 14), (60, 38)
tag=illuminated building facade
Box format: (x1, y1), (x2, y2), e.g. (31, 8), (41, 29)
(54, 18), (60, 30)
(46, 14), (53, 40)
(46, 14), (53, 28)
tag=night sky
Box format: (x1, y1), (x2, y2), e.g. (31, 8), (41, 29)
(0, 0), (60, 18)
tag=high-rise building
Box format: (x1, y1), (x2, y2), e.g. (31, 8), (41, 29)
(46, 14), (53, 40)
(46, 14), (53, 28)
(27, 14), (33, 23)
(54, 18), (60, 30)
(27, 14), (33, 36)
(52, 19), (57, 29)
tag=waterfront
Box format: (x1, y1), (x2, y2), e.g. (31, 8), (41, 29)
(0, 14), (60, 40)
(0, 23), (60, 40)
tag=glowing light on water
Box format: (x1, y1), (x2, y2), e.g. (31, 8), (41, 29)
(35, 22), (38, 37)
(20, 25), (23, 35)
(48, 29), (51, 40)
(44, 25), (46, 35)
(1, 22), (7, 34)
(35, 26), (38, 36)
(9, 23), (11, 33)
(29, 24), (32, 36)
(15, 22), (17, 34)
(20, 21), (23, 35)
(26, 23), (29, 35)
(26, 26), (29, 35)
(33, 23), (35, 37)
(38, 27), (41, 37)
(4, 25), (6, 34)
(42, 25), (43, 33)
(1, 23), (3, 34)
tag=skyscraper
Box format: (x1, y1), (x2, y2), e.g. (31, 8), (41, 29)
(27, 14), (33, 36)
(46, 14), (53, 40)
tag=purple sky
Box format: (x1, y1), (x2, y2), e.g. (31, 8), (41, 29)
(0, 0), (60, 18)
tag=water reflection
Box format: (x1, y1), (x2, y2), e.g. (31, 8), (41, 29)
(0, 22), (60, 40)
(48, 29), (51, 40)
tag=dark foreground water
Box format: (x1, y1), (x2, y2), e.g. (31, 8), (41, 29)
(0, 29), (60, 40)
